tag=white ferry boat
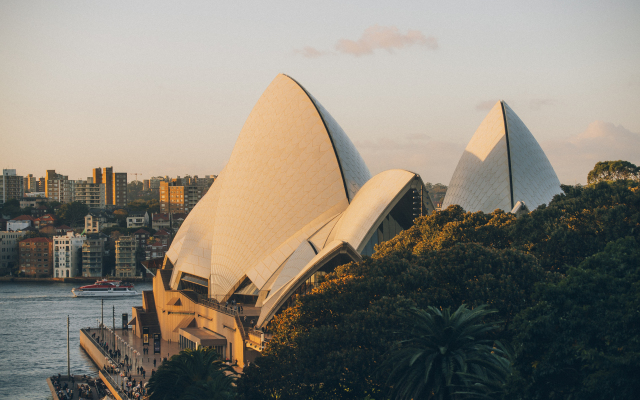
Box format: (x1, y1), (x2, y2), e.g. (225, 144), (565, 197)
(72, 279), (138, 297)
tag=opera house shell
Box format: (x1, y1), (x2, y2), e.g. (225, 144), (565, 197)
(442, 101), (562, 213)
(132, 74), (435, 365)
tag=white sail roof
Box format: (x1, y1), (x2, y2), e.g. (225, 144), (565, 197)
(442, 101), (561, 213)
(167, 74), (371, 299)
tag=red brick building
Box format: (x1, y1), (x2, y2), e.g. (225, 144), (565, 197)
(19, 237), (53, 277)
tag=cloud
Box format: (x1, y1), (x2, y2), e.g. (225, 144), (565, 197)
(475, 100), (499, 111)
(355, 134), (464, 185)
(542, 121), (640, 184)
(294, 46), (327, 58)
(295, 26), (437, 58)
(529, 98), (554, 111)
(335, 25), (437, 56)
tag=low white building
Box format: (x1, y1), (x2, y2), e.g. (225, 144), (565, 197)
(126, 211), (149, 228)
(53, 231), (86, 278)
(7, 215), (35, 231)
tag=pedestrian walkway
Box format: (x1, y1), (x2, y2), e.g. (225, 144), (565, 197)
(85, 326), (181, 387)
(82, 324), (243, 398)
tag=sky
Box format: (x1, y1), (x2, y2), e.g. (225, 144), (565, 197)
(1, 0), (639, 185)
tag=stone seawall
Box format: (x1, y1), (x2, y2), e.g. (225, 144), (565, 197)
(0, 276), (148, 283)
(79, 329), (126, 400)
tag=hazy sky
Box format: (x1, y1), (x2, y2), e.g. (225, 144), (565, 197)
(1, 1), (639, 185)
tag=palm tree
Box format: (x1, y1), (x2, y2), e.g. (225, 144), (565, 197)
(148, 347), (237, 400)
(381, 304), (512, 400)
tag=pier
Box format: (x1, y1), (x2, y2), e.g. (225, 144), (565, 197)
(46, 374), (105, 400)
(79, 323), (242, 399)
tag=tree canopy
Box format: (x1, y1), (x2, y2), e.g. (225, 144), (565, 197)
(148, 348), (237, 400)
(587, 160), (640, 184)
(508, 236), (640, 400)
(55, 201), (89, 227)
(238, 165), (640, 400)
(382, 305), (512, 400)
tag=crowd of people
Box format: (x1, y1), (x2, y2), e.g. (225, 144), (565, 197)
(50, 373), (109, 400)
(121, 374), (147, 399)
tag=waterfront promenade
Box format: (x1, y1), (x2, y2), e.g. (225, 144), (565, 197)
(80, 323), (243, 399)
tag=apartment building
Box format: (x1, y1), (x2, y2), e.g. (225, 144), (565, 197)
(115, 235), (136, 277)
(23, 174), (37, 193)
(0, 231), (27, 275)
(113, 172), (127, 207)
(159, 181), (185, 214)
(93, 167), (127, 207)
(82, 233), (107, 277)
(1, 169), (24, 205)
(19, 237), (53, 277)
(74, 180), (106, 208)
(36, 177), (45, 192)
(127, 212), (148, 228)
(53, 231), (86, 278)
(45, 170), (73, 203)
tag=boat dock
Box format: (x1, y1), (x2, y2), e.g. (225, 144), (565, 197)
(46, 374), (105, 400)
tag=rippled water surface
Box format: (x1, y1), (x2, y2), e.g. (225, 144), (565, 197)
(0, 281), (152, 399)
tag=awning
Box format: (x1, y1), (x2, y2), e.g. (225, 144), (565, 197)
(128, 317), (137, 326)
(179, 327), (227, 347)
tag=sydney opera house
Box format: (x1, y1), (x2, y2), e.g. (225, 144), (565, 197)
(130, 74), (562, 367)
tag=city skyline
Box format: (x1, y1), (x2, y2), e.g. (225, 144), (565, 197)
(1, 1), (639, 185)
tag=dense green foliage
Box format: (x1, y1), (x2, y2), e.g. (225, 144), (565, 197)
(239, 168), (639, 399)
(382, 305), (511, 400)
(508, 236), (640, 399)
(587, 160), (639, 184)
(148, 348), (237, 400)
(56, 201), (89, 227)
(129, 198), (160, 214)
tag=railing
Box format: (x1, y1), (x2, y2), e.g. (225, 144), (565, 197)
(192, 293), (239, 317)
(80, 327), (129, 400)
(248, 328), (271, 342)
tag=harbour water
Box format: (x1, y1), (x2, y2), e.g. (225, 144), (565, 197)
(0, 281), (152, 399)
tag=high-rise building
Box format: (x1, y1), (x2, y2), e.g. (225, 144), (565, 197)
(92, 167), (126, 206)
(92, 168), (102, 187)
(19, 237), (53, 277)
(159, 181), (185, 214)
(82, 234), (107, 277)
(74, 180), (106, 209)
(115, 236), (136, 277)
(103, 167), (113, 205)
(113, 172), (127, 207)
(1, 169), (24, 205)
(184, 185), (205, 212)
(36, 177), (45, 192)
(45, 170), (73, 203)
(23, 174), (37, 193)
(0, 231), (27, 275)
(159, 180), (207, 214)
(53, 232), (86, 278)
